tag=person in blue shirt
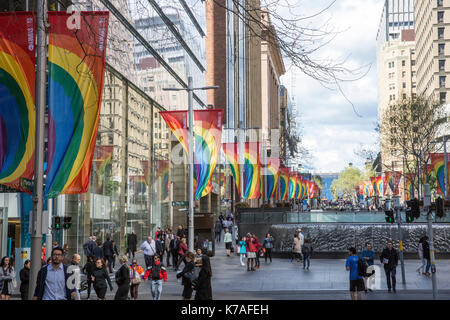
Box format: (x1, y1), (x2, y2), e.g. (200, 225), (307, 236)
(345, 247), (364, 300)
(360, 242), (375, 293)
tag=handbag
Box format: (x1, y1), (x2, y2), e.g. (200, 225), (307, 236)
(130, 269), (141, 285)
(183, 266), (199, 282)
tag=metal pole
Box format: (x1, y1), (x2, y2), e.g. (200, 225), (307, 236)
(444, 136), (448, 200)
(45, 199), (53, 264)
(424, 183), (438, 299)
(1, 208), (8, 258)
(187, 76), (194, 252)
(29, 0), (47, 300)
(395, 197), (406, 284)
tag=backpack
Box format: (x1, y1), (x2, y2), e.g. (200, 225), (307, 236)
(357, 258), (368, 277)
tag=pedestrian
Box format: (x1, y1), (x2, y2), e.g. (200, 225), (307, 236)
(254, 234), (262, 269)
(103, 237), (115, 273)
(170, 236), (180, 270)
(345, 247), (364, 300)
(32, 247), (77, 300)
(215, 219), (222, 243)
(62, 244), (71, 265)
(380, 241), (399, 293)
(224, 229), (232, 256)
(70, 254), (82, 300)
(245, 234), (257, 271)
(0, 256), (15, 300)
(83, 236), (97, 260)
(238, 237), (247, 267)
(111, 240), (119, 270)
(195, 248), (204, 259)
(93, 240), (104, 260)
(19, 259), (30, 300)
(302, 238), (313, 270)
(144, 255), (168, 300)
(82, 255), (96, 299)
(129, 258), (144, 300)
(297, 228), (305, 260)
(175, 237), (189, 271)
(263, 233), (274, 263)
(127, 231), (137, 259)
(141, 236), (157, 270)
(114, 255), (130, 300)
(292, 234), (302, 262)
(165, 232), (174, 267)
(416, 236), (426, 275)
(193, 255), (212, 300)
(91, 258), (113, 300)
(360, 242), (375, 292)
(176, 251), (195, 300)
(422, 236), (431, 276)
(155, 233), (165, 262)
(176, 225), (185, 239)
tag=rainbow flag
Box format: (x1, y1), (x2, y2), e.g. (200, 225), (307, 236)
(295, 176), (301, 199)
(266, 158), (279, 199)
(382, 176), (388, 196)
(243, 142), (261, 199)
(92, 145), (113, 193)
(370, 177), (377, 196)
(308, 181), (315, 199)
(222, 142), (241, 197)
(376, 176), (383, 196)
(0, 12), (36, 193)
(160, 109), (223, 199)
(430, 153), (450, 196)
(288, 173), (297, 199)
(279, 168), (289, 200)
(404, 174), (414, 200)
(130, 175), (147, 197)
(155, 159), (170, 200)
(45, 12), (109, 198)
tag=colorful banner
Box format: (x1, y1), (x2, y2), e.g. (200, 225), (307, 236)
(92, 145), (113, 193)
(382, 175), (388, 196)
(288, 173), (297, 200)
(376, 176), (383, 197)
(279, 168), (289, 201)
(295, 176), (301, 199)
(0, 12), (36, 192)
(430, 153), (450, 196)
(223, 142), (241, 197)
(160, 109), (223, 199)
(404, 174), (414, 201)
(266, 158), (279, 199)
(155, 159), (170, 201)
(308, 181), (315, 199)
(384, 171), (402, 195)
(243, 142), (261, 199)
(370, 177), (377, 196)
(45, 12), (109, 198)
(359, 182), (364, 196)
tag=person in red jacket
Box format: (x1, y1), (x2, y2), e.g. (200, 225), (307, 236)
(253, 234), (263, 269)
(245, 234), (257, 272)
(175, 238), (189, 271)
(143, 255), (167, 300)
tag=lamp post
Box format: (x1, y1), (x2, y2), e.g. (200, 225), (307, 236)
(163, 77), (218, 252)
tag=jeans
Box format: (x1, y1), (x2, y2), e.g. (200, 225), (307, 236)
(425, 258), (431, 273)
(264, 248), (272, 262)
(144, 255), (154, 270)
(416, 258), (426, 273)
(166, 251), (171, 266)
(240, 253), (246, 265)
(105, 255), (114, 273)
(151, 280), (163, 300)
(215, 231), (221, 242)
(303, 254), (311, 269)
(385, 268), (396, 290)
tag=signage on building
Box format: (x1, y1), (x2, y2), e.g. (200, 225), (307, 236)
(172, 201), (189, 207)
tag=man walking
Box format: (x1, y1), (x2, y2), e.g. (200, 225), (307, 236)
(380, 241), (399, 293)
(346, 247), (364, 300)
(141, 236), (157, 269)
(83, 236), (97, 260)
(127, 231), (137, 259)
(103, 238), (115, 273)
(361, 242), (375, 292)
(33, 247), (77, 300)
(170, 236), (180, 270)
(214, 219), (222, 243)
(297, 228), (304, 261)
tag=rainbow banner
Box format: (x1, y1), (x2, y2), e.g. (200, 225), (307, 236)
(155, 159), (170, 200)
(243, 142), (261, 199)
(308, 181), (315, 199)
(130, 175), (147, 197)
(295, 175), (301, 199)
(359, 182), (364, 196)
(92, 145), (113, 193)
(279, 168), (289, 200)
(384, 171), (402, 195)
(370, 177), (377, 196)
(300, 179), (306, 200)
(404, 174), (414, 200)
(376, 176), (383, 196)
(288, 173), (297, 200)
(266, 158), (279, 199)
(382, 175), (388, 196)
(160, 109), (223, 199)
(430, 153), (450, 196)
(222, 142), (241, 197)
(45, 12), (109, 198)
(0, 12), (36, 193)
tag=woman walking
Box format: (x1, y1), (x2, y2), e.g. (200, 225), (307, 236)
(91, 258), (113, 300)
(0, 256), (15, 300)
(416, 236), (426, 275)
(263, 233), (274, 263)
(292, 235), (302, 262)
(254, 234), (262, 269)
(129, 258), (144, 300)
(176, 252), (195, 300)
(114, 255), (130, 300)
(175, 238), (189, 271)
(238, 237), (247, 267)
(193, 255), (212, 300)
(422, 236), (431, 276)
(245, 234), (257, 271)
(302, 238), (313, 270)
(82, 255), (96, 299)
(19, 260), (30, 300)
(224, 229), (232, 256)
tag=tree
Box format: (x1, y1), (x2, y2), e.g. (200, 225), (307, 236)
(379, 96), (448, 198)
(331, 165), (374, 201)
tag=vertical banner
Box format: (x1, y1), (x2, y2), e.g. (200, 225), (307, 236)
(288, 172), (296, 200)
(404, 174), (414, 200)
(155, 159), (170, 201)
(308, 181), (315, 199)
(92, 145), (113, 193)
(430, 153), (450, 196)
(0, 12), (36, 193)
(266, 158), (279, 199)
(382, 175), (388, 196)
(243, 142), (261, 199)
(279, 168), (289, 201)
(222, 143), (241, 198)
(295, 176), (301, 199)
(359, 182), (364, 197)
(376, 176), (383, 197)
(45, 12), (109, 198)
(393, 171), (402, 195)
(370, 177), (377, 196)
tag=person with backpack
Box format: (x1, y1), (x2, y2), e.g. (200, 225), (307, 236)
(360, 242), (375, 292)
(302, 238), (313, 270)
(143, 255), (168, 300)
(345, 247), (364, 300)
(83, 236), (96, 259)
(380, 241), (399, 293)
(114, 255), (130, 300)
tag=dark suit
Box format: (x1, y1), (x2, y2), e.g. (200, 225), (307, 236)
(170, 238), (179, 268)
(103, 240), (114, 273)
(127, 233), (137, 258)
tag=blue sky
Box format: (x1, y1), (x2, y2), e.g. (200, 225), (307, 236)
(280, 0), (383, 173)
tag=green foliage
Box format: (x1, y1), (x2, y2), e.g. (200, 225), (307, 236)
(331, 165), (373, 200)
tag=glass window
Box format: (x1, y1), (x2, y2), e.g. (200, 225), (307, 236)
(440, 76), (446, 87)
(438, 11), (444, 23)
(438, 27), (445, 39)
(439, 43), (445, 55)
(439, 59), (446, 71)
(440, 92), (447, 103)
(402, 60), (406, 67)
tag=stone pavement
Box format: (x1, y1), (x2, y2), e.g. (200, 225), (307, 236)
(10, 242), (450, 300)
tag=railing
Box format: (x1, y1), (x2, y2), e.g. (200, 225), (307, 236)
(238, 211), (450, 224)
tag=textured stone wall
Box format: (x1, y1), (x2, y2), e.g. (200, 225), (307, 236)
(269, 223), (450, 254)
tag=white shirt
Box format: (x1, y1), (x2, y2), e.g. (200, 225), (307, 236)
(141, 240), (156, 256)
(42, 263), (66, 300)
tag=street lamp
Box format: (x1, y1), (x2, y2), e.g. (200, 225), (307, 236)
(163, 77), (218, 252)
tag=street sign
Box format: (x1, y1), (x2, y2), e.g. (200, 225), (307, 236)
(172, 201), (189, 207)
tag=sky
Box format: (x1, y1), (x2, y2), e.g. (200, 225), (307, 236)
(279, 0), (384, 174)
